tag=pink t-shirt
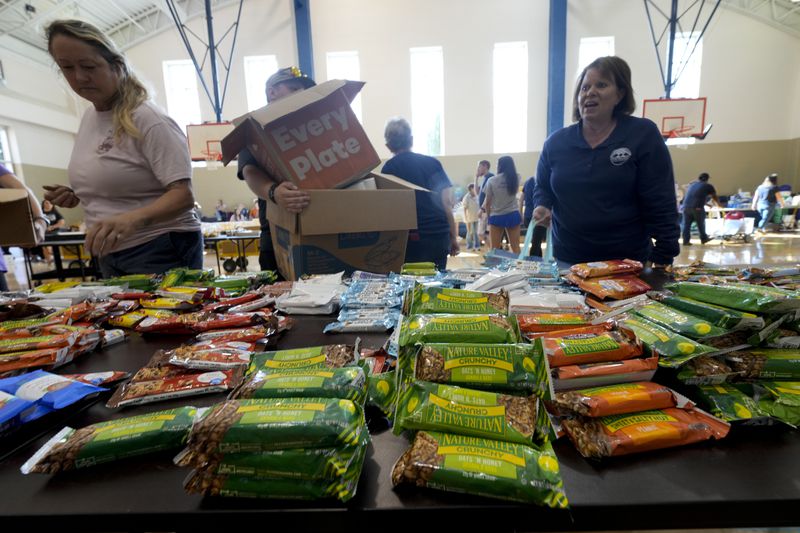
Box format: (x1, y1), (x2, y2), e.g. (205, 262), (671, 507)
(68, 101), (199, 253)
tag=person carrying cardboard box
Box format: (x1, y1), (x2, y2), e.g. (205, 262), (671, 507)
(237, 67), (315, 276)
(382, 117), (459, 271)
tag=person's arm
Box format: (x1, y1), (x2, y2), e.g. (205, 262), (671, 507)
(532, 148), (554, 227)
(483, 184), (493, 217)
(777, 189), (786, 208)
(0, 170), (47, 242)
(49, 211), (66, 231)
(241, 164), (310, 214)
(708, 185), (721, 208)
(84, 179), (195, 256)
(635, 122), (680, 266)
(441, 186), (459, 256)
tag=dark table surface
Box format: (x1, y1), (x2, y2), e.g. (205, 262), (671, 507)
(1, 271), (799, 532)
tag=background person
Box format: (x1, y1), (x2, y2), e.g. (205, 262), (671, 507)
(43, 19), (202, 278)
(0, 163), (48, 290)
(474, 159), (494, 245)
(237, 67), (314, 276)
(532, 56), (679, 266)
(462, 184), (480, 250)
(752, 173), (785, 231)
(483, 155), (522, 254)
(382, 117), (459, 271)
(681, 172), (720, 245)
(520, 175), (547, 257)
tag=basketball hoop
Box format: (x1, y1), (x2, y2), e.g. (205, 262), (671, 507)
(201, 149), (223, 171)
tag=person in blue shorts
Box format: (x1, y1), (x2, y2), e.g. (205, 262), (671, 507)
(532, 56), (679, 267)
(483, 156), (522, 254)
(382, 117), (459, 271)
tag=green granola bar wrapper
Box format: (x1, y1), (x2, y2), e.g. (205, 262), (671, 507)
(185, 398), (364, 460)
(248, 345), (358, 375)
(620, 315), (716, 368)
(666, 282), (800, 314)
(694, 383), (765, 422)
(404, 285), (509, 316)
(367, 371), (397, 419)
(231, 367), (366, 404)
(399, 314), (518, 347)
(394, 381), (548, 445)
(653, 293), (765, 330)
(725, 350), (800, 380)
(21, 407), (197, 474)
(756, 382), (800, 426)
(412, 343), (549, 397)
(677, 355), (740, 385)
(177, 426), (369, 480)
(391, 430), (568, 508)
(632, 301), (728, 339)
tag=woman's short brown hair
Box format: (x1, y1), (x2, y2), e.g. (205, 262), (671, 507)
(572, 56), (636, 122)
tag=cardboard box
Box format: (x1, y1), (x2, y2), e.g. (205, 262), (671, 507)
(0, 189), (36, 246)
(221, 80), (379, 190)
(267, 174), (421, 280)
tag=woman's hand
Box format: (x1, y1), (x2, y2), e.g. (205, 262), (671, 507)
(532, 206), (552, 227)
(43, 185), (80, 208)
(84, 212), (143, 257)
(33, 219), (48, 244)
(449, 236), (460, 257)
(274, 182), (311, 214)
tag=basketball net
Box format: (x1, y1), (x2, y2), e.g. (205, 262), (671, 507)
(666, 126), (695, 150)
(202, 149), (223, 171)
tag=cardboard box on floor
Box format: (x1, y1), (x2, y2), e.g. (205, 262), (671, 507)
(266, 173), (422, 280)
(0, 189), (36, 247)
(220, 79), (379, 190)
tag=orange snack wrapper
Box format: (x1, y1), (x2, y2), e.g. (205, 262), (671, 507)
(551, 381), (677, 417)
(570, 259), (643, 279)
(566, 274), (651, 301)
(552, 356), (659, 380)
(542, 324), (642, 367)
(562, 406), (730, 458)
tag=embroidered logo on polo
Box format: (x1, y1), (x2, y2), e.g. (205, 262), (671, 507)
(609, 147), (631, 166)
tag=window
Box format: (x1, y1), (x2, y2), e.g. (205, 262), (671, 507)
(493, 41), (528, 153)
(244, 55), (279, 111)
(666, 32), (703, 146)
(162, 60), (202, 134)
(326, 51), (362, 122)
(410, 46), (444, 156)
(577, 36), (614, 77)
(0, 127), (12, 170)
(670, 31), (703, 98)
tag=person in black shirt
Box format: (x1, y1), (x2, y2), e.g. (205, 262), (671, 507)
(681, 172), (720, 245)
(236, 67), (315, 276)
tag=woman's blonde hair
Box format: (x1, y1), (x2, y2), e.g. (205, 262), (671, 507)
(46, 19), (148, 140)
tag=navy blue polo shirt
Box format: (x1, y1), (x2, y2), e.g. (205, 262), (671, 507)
(533, 115), (679, 265)
(382, 151), (452, 236)
(683, 181), (716, 209)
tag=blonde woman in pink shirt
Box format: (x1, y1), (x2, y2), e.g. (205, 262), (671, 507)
(42, 19), (201, 277)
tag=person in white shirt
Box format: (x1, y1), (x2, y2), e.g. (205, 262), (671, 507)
(462, 184), (480, 250)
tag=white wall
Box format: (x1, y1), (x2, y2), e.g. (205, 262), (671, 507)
(124, 0), (296, 123)
(0, 48), (79, 171)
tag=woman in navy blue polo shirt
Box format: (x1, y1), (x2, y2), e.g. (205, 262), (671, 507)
(532, 56), (679, 266)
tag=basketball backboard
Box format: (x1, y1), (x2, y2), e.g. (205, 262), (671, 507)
(187, 122), (235, 161)
(642, 97), (707, 139)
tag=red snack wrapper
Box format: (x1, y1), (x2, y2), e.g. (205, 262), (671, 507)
(566, 274), (651, 301)
(62, 371), (131, 387)
(136, 312), (268, 335)
(553, 356), (659, 380)
(106, 367), (244, 408)
(167, 341), (256, 370)
(551, 381), (678, 417)
(193, 326), (271, 344)
(202, 293), (260, 313)
(542, 324), (642, 368)
(0, 334), (76, 355)
(570, 259), (643, 279)
(53, 302), (95, 324)
(562, 406), (730, 458)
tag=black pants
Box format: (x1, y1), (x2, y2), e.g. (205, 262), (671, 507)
(682, 208), (708, 244)
(98, 231), (204, 278)
(259, 228), (284, 281)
